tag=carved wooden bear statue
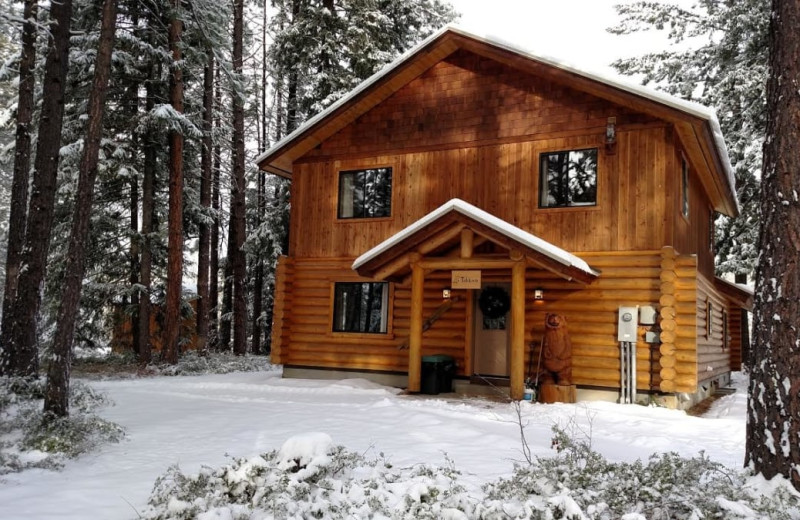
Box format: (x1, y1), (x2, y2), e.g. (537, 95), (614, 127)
(540, 313), (573, 386)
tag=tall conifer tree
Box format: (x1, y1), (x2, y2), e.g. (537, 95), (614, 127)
(746, 0), (800, 491)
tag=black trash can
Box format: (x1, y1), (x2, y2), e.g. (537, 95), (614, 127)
(421, 354), (455, 394)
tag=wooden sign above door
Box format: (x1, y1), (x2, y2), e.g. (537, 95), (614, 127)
(451, 270), (481, 289)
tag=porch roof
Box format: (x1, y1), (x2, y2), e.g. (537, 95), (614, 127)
(352, 199), (600, 284)
(714, 277), (754, 311)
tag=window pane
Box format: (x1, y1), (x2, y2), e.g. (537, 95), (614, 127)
(338, 167), (392, 218)
(539, 149), (597, 208)
(333, 282), (388, 333)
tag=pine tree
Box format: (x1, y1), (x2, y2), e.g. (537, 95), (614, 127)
(0, 0), (37, 376)
(44, 0), (118, 417)
(609, 0), (766, 279)
(745, 0), (800, 491)
(229, 0), (247, 356)
(0, 0), (74, 377)
(163, 0), (185, 364)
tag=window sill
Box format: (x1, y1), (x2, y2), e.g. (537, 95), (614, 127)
(330, 331), (395, 340)
(535, 205), (601, 213)
(335, 216), (394, 224)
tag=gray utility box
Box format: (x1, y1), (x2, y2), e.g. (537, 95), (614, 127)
(618, 306), (639, 342)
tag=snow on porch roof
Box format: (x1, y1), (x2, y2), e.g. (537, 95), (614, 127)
(352, 198), (600, 279)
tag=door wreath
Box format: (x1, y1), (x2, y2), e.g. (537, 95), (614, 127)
(478, 286), (511, 319)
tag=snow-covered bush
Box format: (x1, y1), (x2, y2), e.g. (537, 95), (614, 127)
(142, 432), (473, 519)
(143, 429), (800, 520)
(0, 377), (124, 475)
(152, 352), (273, 376)
(480, 426), (800, 520)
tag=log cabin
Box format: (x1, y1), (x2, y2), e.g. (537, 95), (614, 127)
(256, 26), (753, 408)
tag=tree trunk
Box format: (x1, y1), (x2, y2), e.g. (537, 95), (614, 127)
(0, 0), (38, 376)
(163, 0), (184, 364)
(129, 140), (140, 355)
(3, 0), (74, 377)
(209, 64), (221, 350)
(745, 0), (800, 491)
(136, 65), (157, 364)
(44, 0), (117, 417)
(230, 0), (247, 356)
(196, 52), (214, 353)
(251, 0), (269, 356)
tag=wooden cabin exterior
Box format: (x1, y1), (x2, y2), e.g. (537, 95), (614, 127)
(257, 27), (753, 407)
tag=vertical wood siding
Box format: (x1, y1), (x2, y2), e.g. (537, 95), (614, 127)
(291, 126), (671, 259)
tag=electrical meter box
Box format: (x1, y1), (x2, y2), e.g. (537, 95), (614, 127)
(618, 306), (639, 342)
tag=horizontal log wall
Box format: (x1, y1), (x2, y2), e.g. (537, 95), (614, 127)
(274, 251), (690, 392)
(728, 308), (744, 371)
(670, 253), (699, 393)
(276, 258), (469, 372)
(696, 272), (734, 384)
(524, 251), (665, 391)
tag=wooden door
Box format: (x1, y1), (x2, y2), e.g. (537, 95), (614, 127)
(472, 284), (511, 377)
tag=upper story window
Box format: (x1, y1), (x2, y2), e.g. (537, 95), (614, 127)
(681, 157), (690, 218)
(332, 282), (389, 333)
(539, 148), (598, 208)
(338, 167), (392, 219)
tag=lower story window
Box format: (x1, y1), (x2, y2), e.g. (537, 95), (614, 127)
(333, 282), (389, 333)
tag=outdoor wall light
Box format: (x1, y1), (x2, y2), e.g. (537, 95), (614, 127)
(442, 288), (451, 300)
(605, 116), (617, 154)
(534, 288), (544, 300)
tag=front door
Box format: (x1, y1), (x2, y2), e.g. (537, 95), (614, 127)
(472, 283), (511, 377)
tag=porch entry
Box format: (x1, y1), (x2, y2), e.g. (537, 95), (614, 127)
(350, 198), (599, 399)
(472, 283), (511, 377)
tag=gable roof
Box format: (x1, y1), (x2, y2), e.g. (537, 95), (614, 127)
(256, 25), (738, 217)
(353, 198), (600, 284)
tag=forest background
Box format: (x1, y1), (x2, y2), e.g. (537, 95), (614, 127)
(0, 0), (766, 413)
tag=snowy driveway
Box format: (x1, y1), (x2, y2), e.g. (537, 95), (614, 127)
(0, 370), (746, 519)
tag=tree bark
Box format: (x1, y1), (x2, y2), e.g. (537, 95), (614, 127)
(163, 0), (184, 364)
(0, 0), (38, 376)
(230, 0), (247, 356)
(44, 0), (118, 418)
(196, 52), (214, 353)
(3, 0), (74, 377)
(745, 0), (800, 491)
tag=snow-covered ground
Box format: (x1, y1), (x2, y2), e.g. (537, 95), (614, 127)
(0, 369), (747, 519)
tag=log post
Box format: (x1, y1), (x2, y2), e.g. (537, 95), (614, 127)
(510, 258), (526, 400)
(408, 255), (424, 392)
